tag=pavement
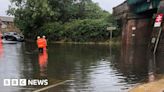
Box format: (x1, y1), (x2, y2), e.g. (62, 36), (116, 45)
(129, 79), (164, 92)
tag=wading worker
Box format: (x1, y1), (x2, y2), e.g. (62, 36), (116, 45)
(42, 35), (47, 51)
(37, 36), (44, 53)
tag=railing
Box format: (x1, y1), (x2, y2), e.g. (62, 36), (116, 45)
(127, 0), (160, 13)
(127, 0), (144, 5)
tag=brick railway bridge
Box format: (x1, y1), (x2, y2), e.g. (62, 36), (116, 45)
(113, 0), (164, 54)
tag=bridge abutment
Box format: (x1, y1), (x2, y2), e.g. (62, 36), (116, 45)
(113, 1), (164, 54)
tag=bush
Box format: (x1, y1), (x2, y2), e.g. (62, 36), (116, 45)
(39, 22), (64, 40)
(35, 19), (119, 42)
(63, 19), (111, 42)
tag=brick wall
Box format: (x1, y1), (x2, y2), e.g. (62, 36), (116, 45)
(122, 18), (152, 45)
(1, 21), (20, 33)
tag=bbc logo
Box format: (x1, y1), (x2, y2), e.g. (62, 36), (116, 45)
(4, 79), (48, 86)
(4, 79), (27, 86)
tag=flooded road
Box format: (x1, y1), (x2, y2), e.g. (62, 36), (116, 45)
(0, 42), (163, 92)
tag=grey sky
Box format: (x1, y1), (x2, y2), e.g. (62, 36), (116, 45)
(0, 0), (10, 16)
(0, 0), (125, 16)
(93, 0), (125, 12)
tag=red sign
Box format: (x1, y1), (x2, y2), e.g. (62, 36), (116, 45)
(154, 13), (163, 27)
(155, 14), (163, 22)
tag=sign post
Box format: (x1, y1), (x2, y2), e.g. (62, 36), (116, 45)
(153, 13), (164, 54)
(107, 27), (116, 43)
(107, 27), (116, 57)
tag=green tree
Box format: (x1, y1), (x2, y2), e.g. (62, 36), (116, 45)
(7, 0), (118, 41)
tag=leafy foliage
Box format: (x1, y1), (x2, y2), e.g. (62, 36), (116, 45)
(7, 0), (119, 41)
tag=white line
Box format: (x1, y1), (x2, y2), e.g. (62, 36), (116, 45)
(33, 80), (72, 92)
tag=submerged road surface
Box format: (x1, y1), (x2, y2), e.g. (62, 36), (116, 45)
(0, 42), (163, 92)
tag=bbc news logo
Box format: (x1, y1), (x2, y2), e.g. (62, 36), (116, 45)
(3, 79), (48, 86)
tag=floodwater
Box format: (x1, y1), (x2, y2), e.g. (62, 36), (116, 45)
(0, 42), (163, 92)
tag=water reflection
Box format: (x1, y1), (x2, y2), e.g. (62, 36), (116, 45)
(119, 44), (148, 84)
(45, 44), (150, 92)
(148, 53), (156, 82)
(156, 52), (164, 74)
(38, 50), (48, 77)
(0, 43), (25, 92)
(1, 42), (164, 92)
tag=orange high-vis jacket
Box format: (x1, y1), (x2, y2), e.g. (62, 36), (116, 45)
(37, 38), (44, 48)
(43, 38), (47, 47)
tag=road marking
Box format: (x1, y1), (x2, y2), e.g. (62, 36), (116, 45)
(33, 80), (73, 92)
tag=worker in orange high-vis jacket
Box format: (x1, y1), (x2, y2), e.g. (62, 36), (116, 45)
(42, 35), (47, 51)
(37, 36), (44, 53)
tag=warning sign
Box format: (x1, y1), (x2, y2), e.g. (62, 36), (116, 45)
(154, 13), (163, 27)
